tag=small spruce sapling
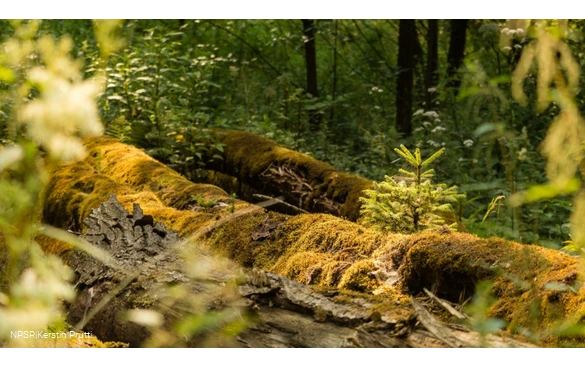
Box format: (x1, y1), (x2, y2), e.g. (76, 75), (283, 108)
(359, 145), (465, 233)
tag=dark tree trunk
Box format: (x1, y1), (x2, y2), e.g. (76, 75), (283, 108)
(447, 19), (468, 90)
(425, 19), (439, 107)
(329, 20), (338, 127)
(302, 19), (321, 131)
(396, 19), (416, 137)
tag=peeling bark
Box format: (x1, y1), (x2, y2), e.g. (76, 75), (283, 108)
(56, 195), (535, 348)
(35, 135), (585, 347)
(203, 130), (372, 221)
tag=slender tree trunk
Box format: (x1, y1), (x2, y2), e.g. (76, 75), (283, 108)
(396, 19), (416, 137)
(302, 19), (321, 131)
(425, 19), (439, 107)
(329, 20), (338, 127)
(413, 21), (425, 100)
(447, 19), (468, 90)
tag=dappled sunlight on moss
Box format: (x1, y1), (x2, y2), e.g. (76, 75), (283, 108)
(38, 135), (585, 346)
(83, 136), (231, 210)
(339, 259), (378, 292)
(214, 130), (372, 221)
(392, 230), (582, 344)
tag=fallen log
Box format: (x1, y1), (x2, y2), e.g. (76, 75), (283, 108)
(203, 130), (372, 221)
(44, 194), (534, 347)
(37, 135), (585, 346)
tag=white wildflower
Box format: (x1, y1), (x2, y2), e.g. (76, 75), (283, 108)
(423, 111), (439, 118)
(516, 28), (524, 35)
(427, 87), (437, 93)
(423, 121), (432, 127)
(463, 139), (474, 147)
(434, 118), (441, 123)
(0, 146), (24, 173)
(19, 67), (104, 161)
(431, 126), (446, 133)
(518, 147), (527, 161)
(414, 127), (424, 133)
(427, 140), (441, 147)
(501, 27), (509, 33)
(514, 44), (522, 49)
(413, 109), (424, 117)
(502, 46), (512, 51)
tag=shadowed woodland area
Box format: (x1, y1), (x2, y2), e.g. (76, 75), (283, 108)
(1, 19), (585, 348)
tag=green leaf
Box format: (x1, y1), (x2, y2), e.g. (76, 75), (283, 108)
(543, 282), (577, 293)
(489, 74), (511, 86)
(474, 123), (496, 137)
(510, 179), (581, 206)
(0, 66), (15, 83)
(457, 86), (481, 100)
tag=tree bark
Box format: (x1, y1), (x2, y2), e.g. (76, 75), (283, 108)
(396, 20), (416, 137)
(201, 130), (373, 222)
(425, 19), (439, 107)
(30, 136), (585, 347)
(447, 19), (468, 91)
(329, 19), (338, 128)
(302, 19), (321, 131)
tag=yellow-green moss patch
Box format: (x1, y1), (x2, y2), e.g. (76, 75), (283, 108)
(339, 259), (378, 292)
(206, 212), (390, 292)
(211, 130), (373, 221)
(83, 136), (232, 210)
(392, 231), (581, 344)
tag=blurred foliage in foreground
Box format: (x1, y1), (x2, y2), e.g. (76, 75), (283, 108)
(1, 18), (585, 346)
(0, 20), (247, 348)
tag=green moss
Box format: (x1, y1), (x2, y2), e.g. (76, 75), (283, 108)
(206, 212), (389, 291)
(39, 135), (585, 346)
(281, 251), (331, 285)
(338, 259), (378, 292)
(214, 130), (373, 221)
(392, 231), (582, 344)
(83, 136), (231, 210)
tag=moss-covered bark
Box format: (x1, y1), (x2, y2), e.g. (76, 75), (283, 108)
(204, 130), (372, 221)
(36, 135), (585, 346)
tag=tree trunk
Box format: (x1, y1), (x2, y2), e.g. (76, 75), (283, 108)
(31, 135), (585, 347)
(55, 194), (532, 348)
(396, 19), (416, 137)
(329, 20), (338, 128)
(425, 19), (439, 107)
(201, 130), (373, 221)
(302, 19), (321, 131)
(447, 19), (468, 91)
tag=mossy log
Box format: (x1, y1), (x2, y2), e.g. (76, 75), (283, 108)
(43, 194), (429, 347)
(36, 135), (585, 346)
(38, 194), (535, 348)
(203, 130), (372, 221)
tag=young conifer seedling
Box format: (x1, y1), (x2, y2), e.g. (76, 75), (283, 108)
(359, 145), (465, 233)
